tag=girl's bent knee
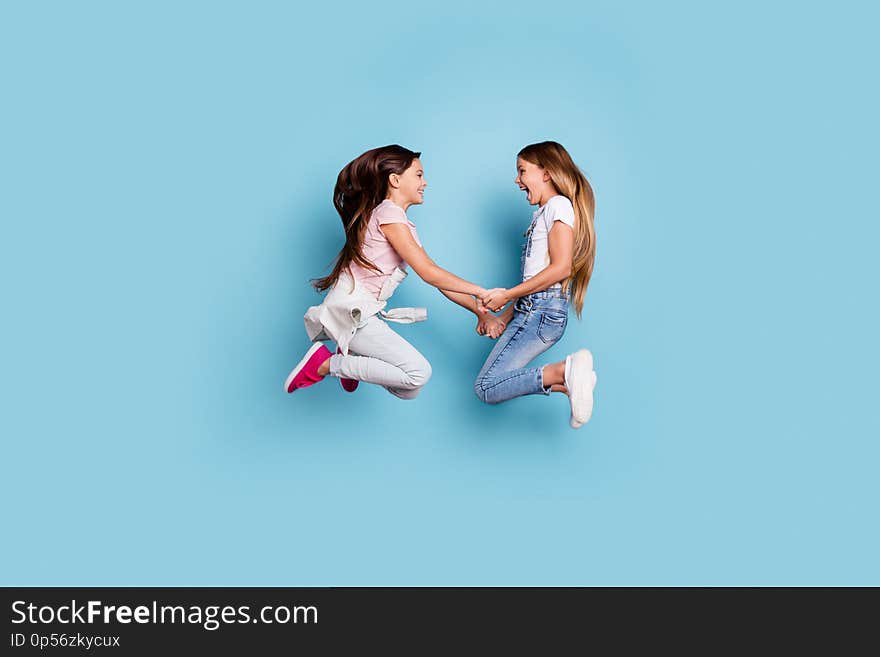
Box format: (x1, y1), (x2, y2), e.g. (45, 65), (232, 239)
(404, 359), (432, 389)
(473, 378), (497, 404)
(395, 357), (432, 391)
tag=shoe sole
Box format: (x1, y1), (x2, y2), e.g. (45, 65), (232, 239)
(284, 343), (325, 393)
(570, 370), (597, 429)
(569, 350), (595, 427)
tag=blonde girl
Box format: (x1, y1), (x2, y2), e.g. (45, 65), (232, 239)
(477, 141), (598, 428)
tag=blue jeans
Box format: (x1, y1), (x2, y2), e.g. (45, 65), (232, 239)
(474, 289), (569, 404)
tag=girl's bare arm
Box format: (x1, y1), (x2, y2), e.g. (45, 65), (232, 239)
(382, 223), (487, 298)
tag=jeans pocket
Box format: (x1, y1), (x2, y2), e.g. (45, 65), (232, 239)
(537, 311), (567, 344)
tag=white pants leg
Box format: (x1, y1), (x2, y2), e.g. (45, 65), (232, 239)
(328, 316), (432, 399)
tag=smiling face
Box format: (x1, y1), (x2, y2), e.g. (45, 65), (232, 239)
(389, 158), (427, 208)
(515, 156), (553, 206)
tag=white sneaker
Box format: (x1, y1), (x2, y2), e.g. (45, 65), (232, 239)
(565, 349), (595, 428)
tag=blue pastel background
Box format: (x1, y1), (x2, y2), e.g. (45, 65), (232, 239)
(2, 1), (878, 585)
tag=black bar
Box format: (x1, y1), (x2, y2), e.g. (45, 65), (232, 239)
(2, 587), (875, 653)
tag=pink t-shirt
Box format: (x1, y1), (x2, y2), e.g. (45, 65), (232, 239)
(349, 199), (422, 298)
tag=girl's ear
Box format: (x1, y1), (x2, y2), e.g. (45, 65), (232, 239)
(542, 169), (551, 182)
(388, 173), (400, 189)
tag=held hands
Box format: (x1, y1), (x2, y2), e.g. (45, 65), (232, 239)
(470, 287), (508, 339)
(472, 288), (511, 314)
(476, 313), (507, 339)
(481, 288), (512, 313)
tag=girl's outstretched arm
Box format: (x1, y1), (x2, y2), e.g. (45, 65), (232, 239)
(382, 223), (487, 298)
(483, 223), (574, 311)
(439, 289), (481, 314)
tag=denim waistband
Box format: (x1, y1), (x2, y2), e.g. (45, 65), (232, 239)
(525, 288), (567, 300)
(515, 288), (569, 312)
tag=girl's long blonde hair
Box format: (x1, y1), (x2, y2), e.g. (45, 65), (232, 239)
(518, 141), (596, 317)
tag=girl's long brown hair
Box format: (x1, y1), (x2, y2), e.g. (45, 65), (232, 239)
(313, 145), (421, 291)
(518, 141), (596, 317)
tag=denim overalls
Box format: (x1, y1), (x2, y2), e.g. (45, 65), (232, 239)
(473, 220), (570, 404)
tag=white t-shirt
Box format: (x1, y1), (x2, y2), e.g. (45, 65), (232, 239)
(521, 195), (576, 286)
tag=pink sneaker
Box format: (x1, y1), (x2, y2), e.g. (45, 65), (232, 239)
(284, 343), (332, 393)
(337, 348), (359, 392)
